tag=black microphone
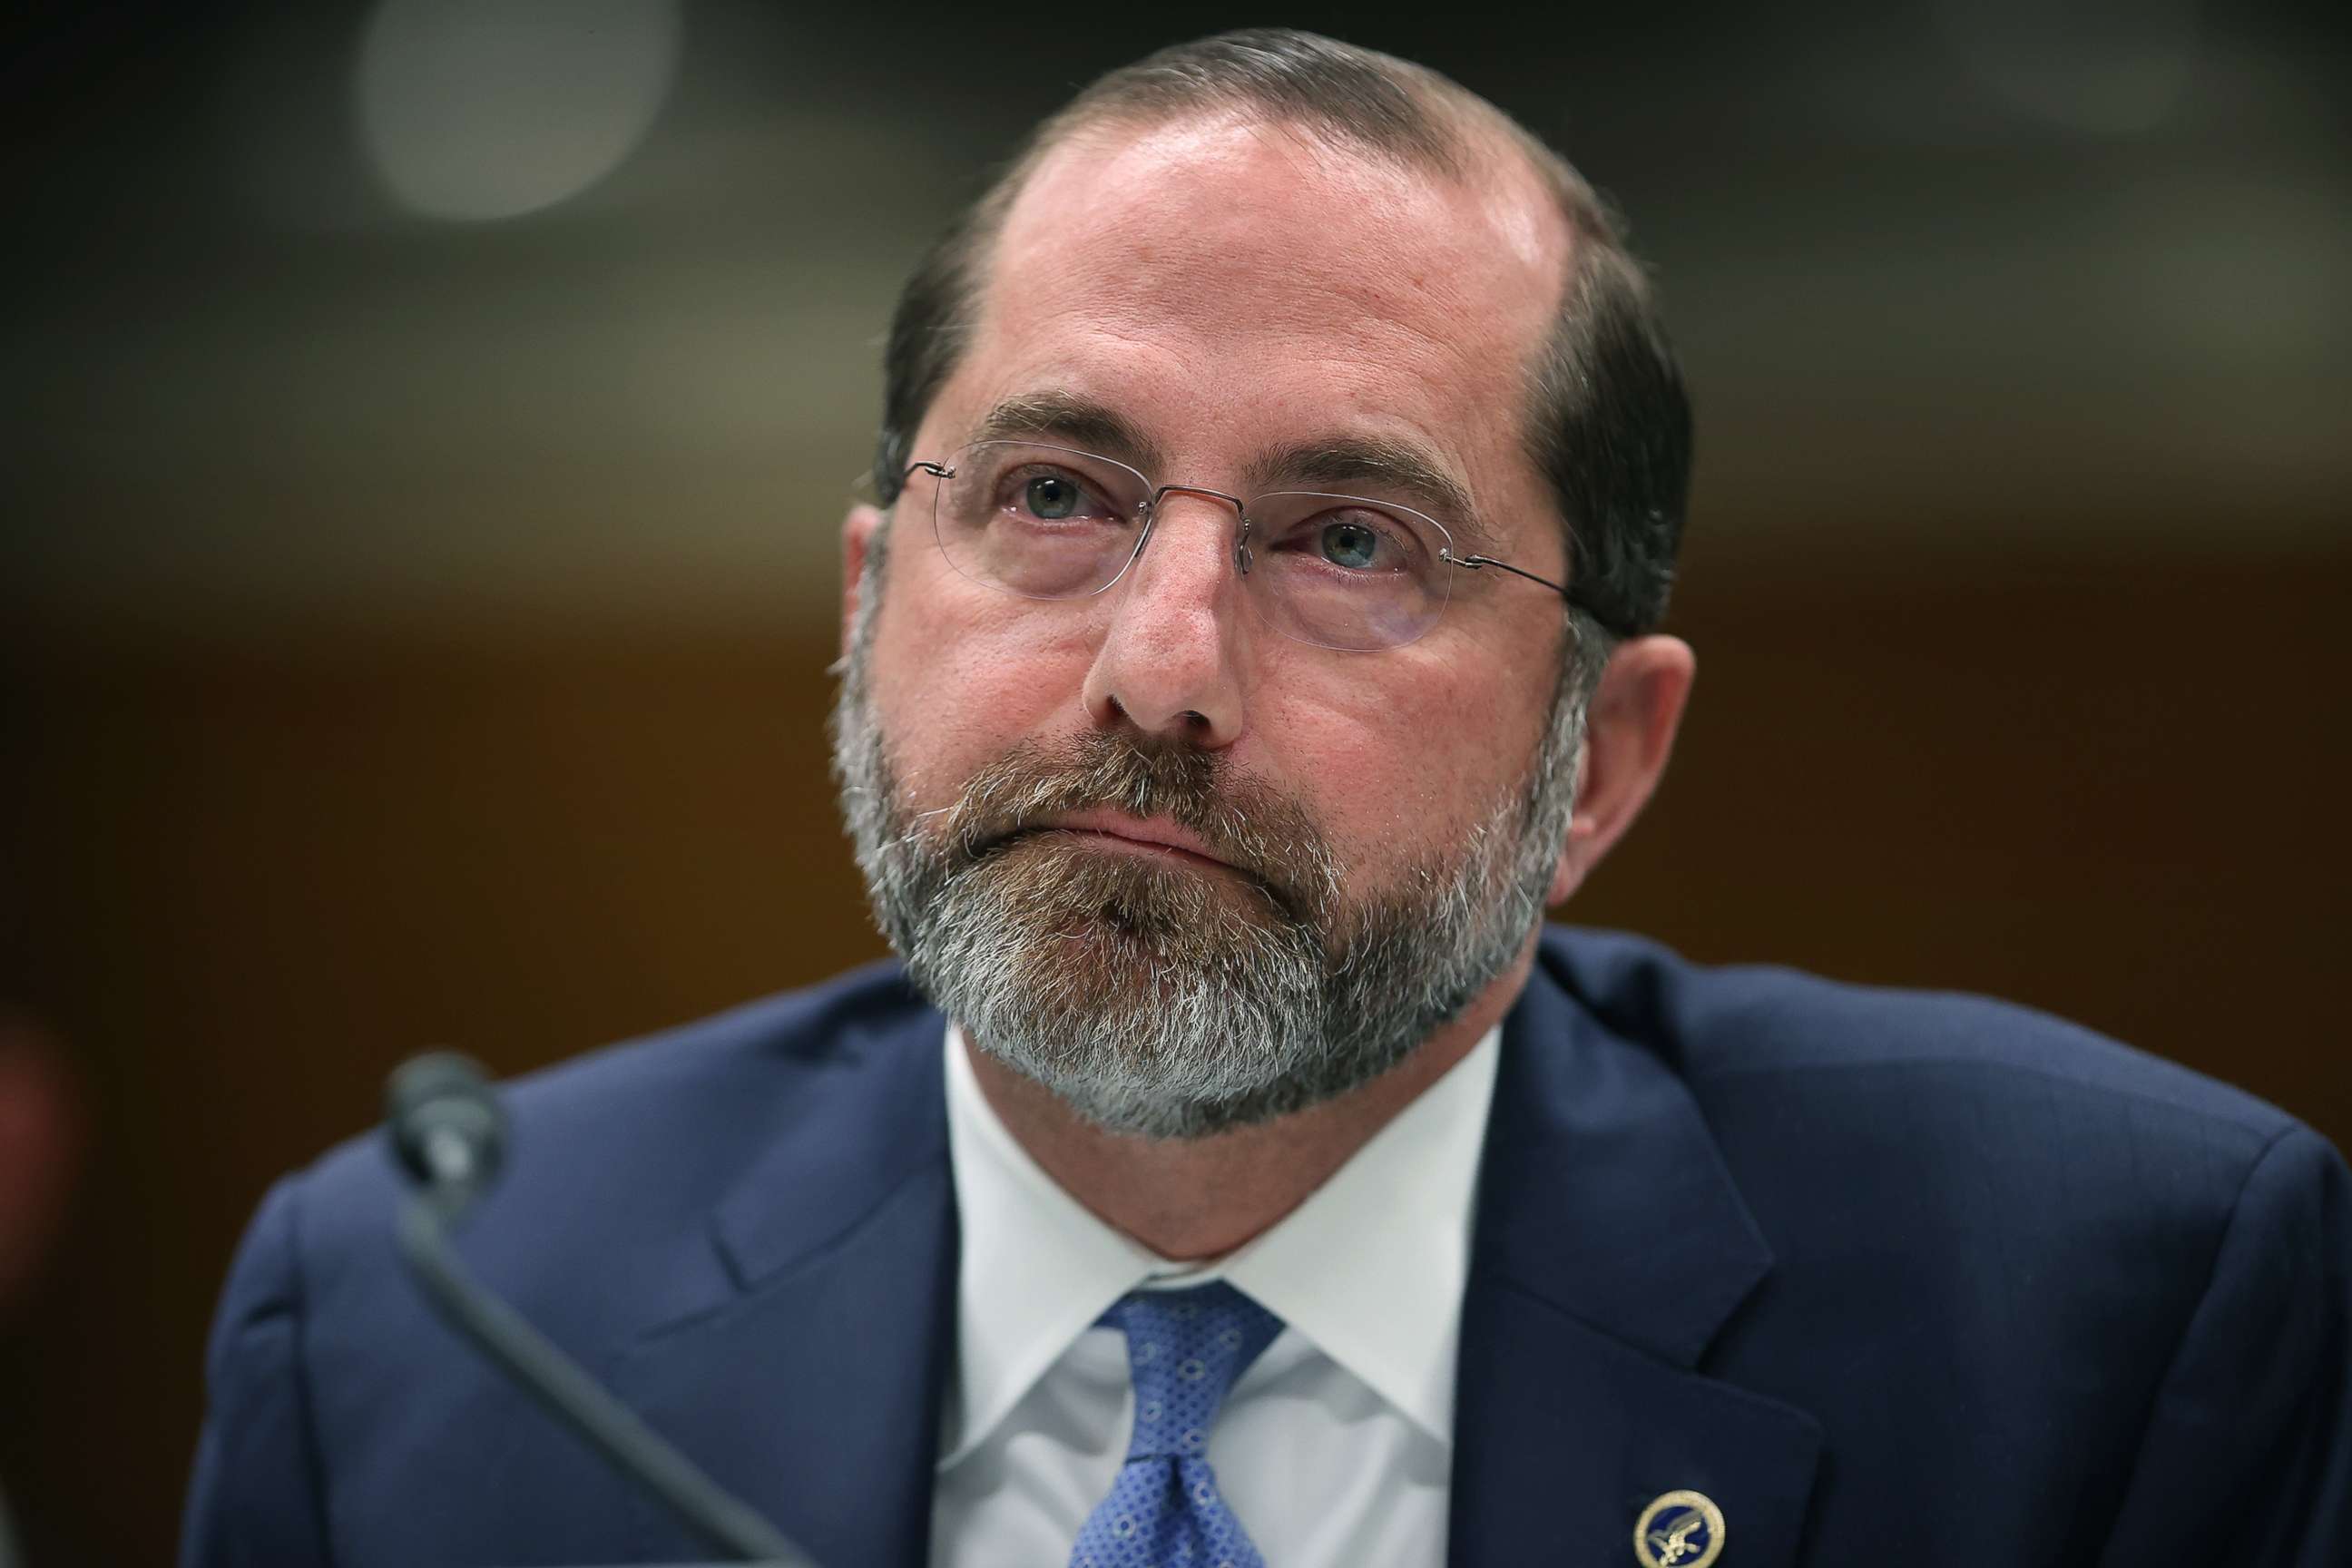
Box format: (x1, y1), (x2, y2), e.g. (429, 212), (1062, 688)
(385, 1052), (816, 1566)
(387, 1052), (506, 1191)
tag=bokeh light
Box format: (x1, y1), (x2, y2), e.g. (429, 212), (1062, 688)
(357, 0), (681, 221)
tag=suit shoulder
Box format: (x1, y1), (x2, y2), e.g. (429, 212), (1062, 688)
(498, 955), (927, 1118)
(293, 956), (933, 1243)
(1540, 925), (2302, 1147)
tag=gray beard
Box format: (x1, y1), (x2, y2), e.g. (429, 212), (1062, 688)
(829, 550), (1590, 1140)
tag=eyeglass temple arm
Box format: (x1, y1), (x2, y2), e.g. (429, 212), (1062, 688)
(1446, 551), (1571, 602)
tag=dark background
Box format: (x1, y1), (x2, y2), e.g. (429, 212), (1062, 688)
(4, 1), (2347, 1561)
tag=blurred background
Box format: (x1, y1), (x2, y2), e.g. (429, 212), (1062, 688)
(2, 0), (2346, 1560)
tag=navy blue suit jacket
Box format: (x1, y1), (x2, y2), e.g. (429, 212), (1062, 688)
(184, 928), (2352, 1565)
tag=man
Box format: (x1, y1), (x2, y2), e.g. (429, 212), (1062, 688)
(184, 29), (2349, 1568)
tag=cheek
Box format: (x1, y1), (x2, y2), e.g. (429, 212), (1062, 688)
(1252, 662), (1530, 859)
(866, 577), (1097, 809)
(1359, 652), (1550, 830)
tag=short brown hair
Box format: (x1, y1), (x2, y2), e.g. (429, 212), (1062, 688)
(873, 28), (1690, 642)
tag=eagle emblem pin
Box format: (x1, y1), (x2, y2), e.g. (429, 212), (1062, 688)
(1633, 1489), (1725, 1568)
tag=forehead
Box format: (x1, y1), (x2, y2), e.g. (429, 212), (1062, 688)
(941, 113), (1569, 528)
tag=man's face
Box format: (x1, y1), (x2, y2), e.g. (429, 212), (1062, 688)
(836, 114), (1583, 1137)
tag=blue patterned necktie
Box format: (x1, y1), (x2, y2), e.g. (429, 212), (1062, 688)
(1068, 1280), (1285, 1568)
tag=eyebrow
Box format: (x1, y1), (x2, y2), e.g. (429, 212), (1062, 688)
(1245, 436), (1493, 550)
(968, 392), (1168, 476)
(967, 390), (1496, 552)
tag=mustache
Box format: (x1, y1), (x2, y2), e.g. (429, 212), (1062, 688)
(939, 732), (1338, 922)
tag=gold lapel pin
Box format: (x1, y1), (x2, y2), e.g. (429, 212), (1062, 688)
(1633, 1489), (1725, 1568)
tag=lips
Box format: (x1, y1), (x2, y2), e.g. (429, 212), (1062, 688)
(936, 732), (1337, 929)
(1029, 808), (1237, 871)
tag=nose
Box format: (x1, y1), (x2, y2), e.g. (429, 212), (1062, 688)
(1079, 491), (1250, 747)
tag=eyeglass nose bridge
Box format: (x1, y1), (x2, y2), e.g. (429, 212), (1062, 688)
(1140, 483), (1258, 579)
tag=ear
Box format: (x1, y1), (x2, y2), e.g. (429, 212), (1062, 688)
(839, 503), (887, 664)
(1547, 634), (1696, 906)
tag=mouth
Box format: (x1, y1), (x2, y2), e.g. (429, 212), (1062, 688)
(1022, 809), (1240, 874)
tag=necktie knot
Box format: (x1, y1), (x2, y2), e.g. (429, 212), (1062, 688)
(1067, 1282), (1283, 1567)
(1100, 1281), (1282, 1461)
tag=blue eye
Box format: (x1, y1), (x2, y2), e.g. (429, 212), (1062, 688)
(1025, 475), (1082, 520)
(1320, 520), (1381, 570)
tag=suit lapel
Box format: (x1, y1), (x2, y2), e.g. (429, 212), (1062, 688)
(605, 1000), (956, 1568)
(1451, 949), (1823, 1568)
(578, 945), (1824, 1566)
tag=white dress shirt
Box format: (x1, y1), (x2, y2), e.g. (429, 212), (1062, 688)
(930, 1021), (1501, 1567)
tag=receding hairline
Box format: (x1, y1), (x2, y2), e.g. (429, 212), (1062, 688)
(876, 31), (1682, 641)
(938, 93), (1584, 443)
(995, 73), (1581, 273)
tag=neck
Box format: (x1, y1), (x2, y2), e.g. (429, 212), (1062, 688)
(965, 936), (1539, 1260)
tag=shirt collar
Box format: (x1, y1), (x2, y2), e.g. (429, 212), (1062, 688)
(939, 1018), (1500, 1465)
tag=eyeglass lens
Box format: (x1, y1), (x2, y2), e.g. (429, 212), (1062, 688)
(927, 441), (1457, 652)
